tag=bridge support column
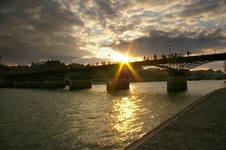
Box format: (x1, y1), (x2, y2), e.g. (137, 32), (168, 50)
(167, 70), (187, 91)
(107, 79), (129, 91)
(69, 80), (92, 90)
(107, 68), (129, 91)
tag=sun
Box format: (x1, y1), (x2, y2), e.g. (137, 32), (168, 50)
(111, 52), (130, 63)
(117, 54), (130, 63)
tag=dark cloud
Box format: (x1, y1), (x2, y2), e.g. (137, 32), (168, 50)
(177, 0), (226, 17)
(95, 0), (115, 16)
(0, 0), (88, 64)
(110, 28), (226, 56)
(0, 33), (91, 64)
(0, 0), (84, 33)
(0, 0), (225, 65)
(137, 0), (174, 6)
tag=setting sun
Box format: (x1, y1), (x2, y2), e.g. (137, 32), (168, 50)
(114, 54), (130, 63)
(109, 51), (131, 63)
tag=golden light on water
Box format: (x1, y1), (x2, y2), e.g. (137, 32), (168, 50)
(109, 44), (145, 141)
(112, 95), (143, 134)
(110, 86), (147, 144)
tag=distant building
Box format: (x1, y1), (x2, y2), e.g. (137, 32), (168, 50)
(0, 64), (9, 73)
(67, 63), (83, 69)
(31, 59), (66, 71)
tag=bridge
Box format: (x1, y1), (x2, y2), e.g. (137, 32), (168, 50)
(2, 52), (226, 91)
(132, 52), (226, 69)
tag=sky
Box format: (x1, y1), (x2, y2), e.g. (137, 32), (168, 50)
(0, 0), (226, 69)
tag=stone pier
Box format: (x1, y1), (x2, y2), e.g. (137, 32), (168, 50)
(69, 80), (92, 90)
(167, 70), (187, 91)
(107, 79), (129, 91)
(107, 68), (130, 91)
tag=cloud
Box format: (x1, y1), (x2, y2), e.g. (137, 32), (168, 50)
(109, 28), (226, 56)
(0, 0), (225, 65)
(95, 0), (115, 16)
(178, 0), (226, 17)
(0, 33), (91, 64)
(0, 0), (89, 64)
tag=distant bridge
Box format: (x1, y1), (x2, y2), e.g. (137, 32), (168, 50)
(5, 52), (226, 78)
(72, 52), (226, 71)
(132, 52), (226, 70)
(2, 52), (226, 91)
(74, 52), (226, 71)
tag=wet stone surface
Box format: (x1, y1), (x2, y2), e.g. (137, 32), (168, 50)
(130, 87), (226, 150)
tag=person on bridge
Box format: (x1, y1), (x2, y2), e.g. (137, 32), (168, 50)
(154, 54), (157, 60)
(162, 54), (166, 59)
(187, 51), (190, 57)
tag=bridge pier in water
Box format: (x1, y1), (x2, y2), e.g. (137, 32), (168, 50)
(107, 68), (129, 91)
(107, 78), (129, 91)
(167, 70), (187, 91)
(69, 80), (92, 90)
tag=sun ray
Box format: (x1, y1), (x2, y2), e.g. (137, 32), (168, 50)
(126, 63), (142, 82)
(113, 63), (124, 82)
(112, 43), (142, 82)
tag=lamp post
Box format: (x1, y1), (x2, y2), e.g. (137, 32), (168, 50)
(168, 45), (172, 58)
(108, 54), (110, 64)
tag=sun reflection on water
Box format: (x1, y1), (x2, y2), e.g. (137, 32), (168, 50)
(111, 86), (146, 143)
(115, 97), (134, 123)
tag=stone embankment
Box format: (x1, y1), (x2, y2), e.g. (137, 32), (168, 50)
(126, 87), (226, 150)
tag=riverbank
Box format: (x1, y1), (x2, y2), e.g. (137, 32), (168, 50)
(125, 87), (226, 150)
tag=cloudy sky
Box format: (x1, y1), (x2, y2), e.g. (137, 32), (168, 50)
(0, 0), (226, 68)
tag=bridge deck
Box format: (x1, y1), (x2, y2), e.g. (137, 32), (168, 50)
(3, 52), (226, 77)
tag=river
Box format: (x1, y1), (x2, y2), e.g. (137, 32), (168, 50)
(0, 80), (225, 150)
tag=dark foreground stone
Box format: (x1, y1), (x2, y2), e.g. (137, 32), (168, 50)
(126, 87), (226, 150)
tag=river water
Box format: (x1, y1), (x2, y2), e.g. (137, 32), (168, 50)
(0, 80), (225, 150)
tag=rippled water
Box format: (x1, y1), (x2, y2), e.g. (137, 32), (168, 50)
(0, 80), (225, 150)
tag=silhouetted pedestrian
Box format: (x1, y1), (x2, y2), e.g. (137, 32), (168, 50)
(187, 51), (190, 57)
(154, 54), (157, 60)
